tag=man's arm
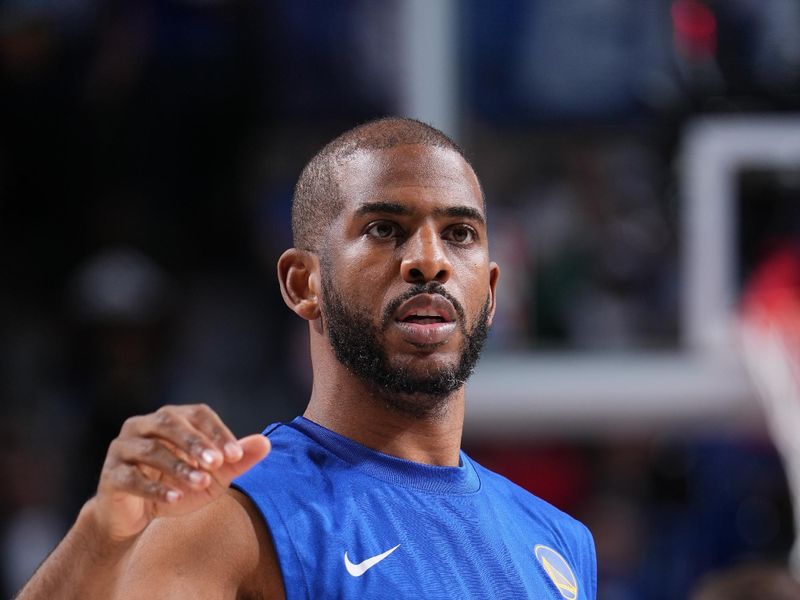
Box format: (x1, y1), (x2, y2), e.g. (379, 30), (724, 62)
(114, 489), (284, 600)
(15, 404), (273, 600)
(13, 498), (135, 599)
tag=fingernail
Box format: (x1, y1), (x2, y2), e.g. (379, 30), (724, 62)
(189, 470), (205, 484)
(224, 442), (243, 460)
(201, 449), (217, 466)
(166, 490), (181, 503)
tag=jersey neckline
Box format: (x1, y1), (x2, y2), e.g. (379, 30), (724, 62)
(285, 416), (481, 495)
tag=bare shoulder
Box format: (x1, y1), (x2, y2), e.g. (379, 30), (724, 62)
(230, 488), (286, 600)
(117, 489), (284, 600)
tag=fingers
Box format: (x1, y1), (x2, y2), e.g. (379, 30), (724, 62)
(216, 434), (271, 481)
(183, 404), (243, 463)
(240, 433), (271, 461)
(112, 438), (213, 492)
(92, 405), (268, 541)
(107, 406), (269, 501)
(121, 404), (241, 472)
(101, 403), (274, 511)
(111, 463), (184, 504)
(103, 433), (270, 504)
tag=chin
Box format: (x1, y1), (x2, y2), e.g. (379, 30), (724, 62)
(378, 387), (457, 420)
(390, 353), (460, 378)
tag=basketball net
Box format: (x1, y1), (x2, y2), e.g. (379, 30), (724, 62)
(739, 245), (800, 576)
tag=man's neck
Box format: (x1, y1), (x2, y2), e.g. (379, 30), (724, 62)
(303, 369), (465, 467)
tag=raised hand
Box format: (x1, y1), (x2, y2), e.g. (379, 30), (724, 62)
(93, 404), (271, 541)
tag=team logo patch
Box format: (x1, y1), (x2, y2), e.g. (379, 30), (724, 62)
(533, 545), (578, 600)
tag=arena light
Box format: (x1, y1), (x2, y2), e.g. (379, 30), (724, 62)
(671, 0), (717, 61)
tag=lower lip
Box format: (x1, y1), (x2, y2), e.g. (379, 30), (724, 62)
(393, 321), (457, 346)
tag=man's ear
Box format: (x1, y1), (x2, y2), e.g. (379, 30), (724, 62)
(487, 261), (500, 326)
(277, 249), (321, 321)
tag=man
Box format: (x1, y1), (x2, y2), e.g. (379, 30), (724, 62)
(18, 118), (596, 599)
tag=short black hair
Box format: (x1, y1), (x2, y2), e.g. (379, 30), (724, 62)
(291, 116), (480, 252)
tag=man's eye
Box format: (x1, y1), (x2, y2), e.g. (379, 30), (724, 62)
(366, 221), (399, 239)
(444, 225), (475, 244)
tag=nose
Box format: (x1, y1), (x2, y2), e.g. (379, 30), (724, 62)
(400, 225), (452, 284)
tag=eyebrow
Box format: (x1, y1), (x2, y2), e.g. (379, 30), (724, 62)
(436, 205), (485, 225)
(355, 201), (410, 217)
(354, 201), (486, 225)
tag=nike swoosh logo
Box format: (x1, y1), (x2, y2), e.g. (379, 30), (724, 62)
(343, 544), (400, 577)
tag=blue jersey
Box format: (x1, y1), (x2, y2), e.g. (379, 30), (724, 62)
(233, 417), (596, 599)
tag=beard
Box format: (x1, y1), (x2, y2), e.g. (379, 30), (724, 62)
(320, 269), (491, 418)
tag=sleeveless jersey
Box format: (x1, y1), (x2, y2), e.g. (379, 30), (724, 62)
(232, 417), (597, 599)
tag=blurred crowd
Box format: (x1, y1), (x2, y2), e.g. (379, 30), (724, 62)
(2, 1), (800, 597)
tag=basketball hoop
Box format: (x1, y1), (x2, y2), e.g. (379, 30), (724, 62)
(739, 244), (800, 576)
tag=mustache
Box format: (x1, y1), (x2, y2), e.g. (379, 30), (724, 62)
(380, 282), (467, 332)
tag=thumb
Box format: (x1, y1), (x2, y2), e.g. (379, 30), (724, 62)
(220, 434), (271, 481)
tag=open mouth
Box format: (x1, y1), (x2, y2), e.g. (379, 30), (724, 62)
(401, 315), (447, 325)
(395, 294), (457, 323)
(393, 294), (458, 345)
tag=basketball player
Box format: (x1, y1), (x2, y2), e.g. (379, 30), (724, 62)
(17, 118), (596, 599)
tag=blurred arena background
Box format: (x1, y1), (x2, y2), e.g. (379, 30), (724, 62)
(2, 0), (800, 597)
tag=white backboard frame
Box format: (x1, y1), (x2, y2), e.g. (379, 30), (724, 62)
(466, 116), (800, 438)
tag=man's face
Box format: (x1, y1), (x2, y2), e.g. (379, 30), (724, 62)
(318, 144), (499, 415)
